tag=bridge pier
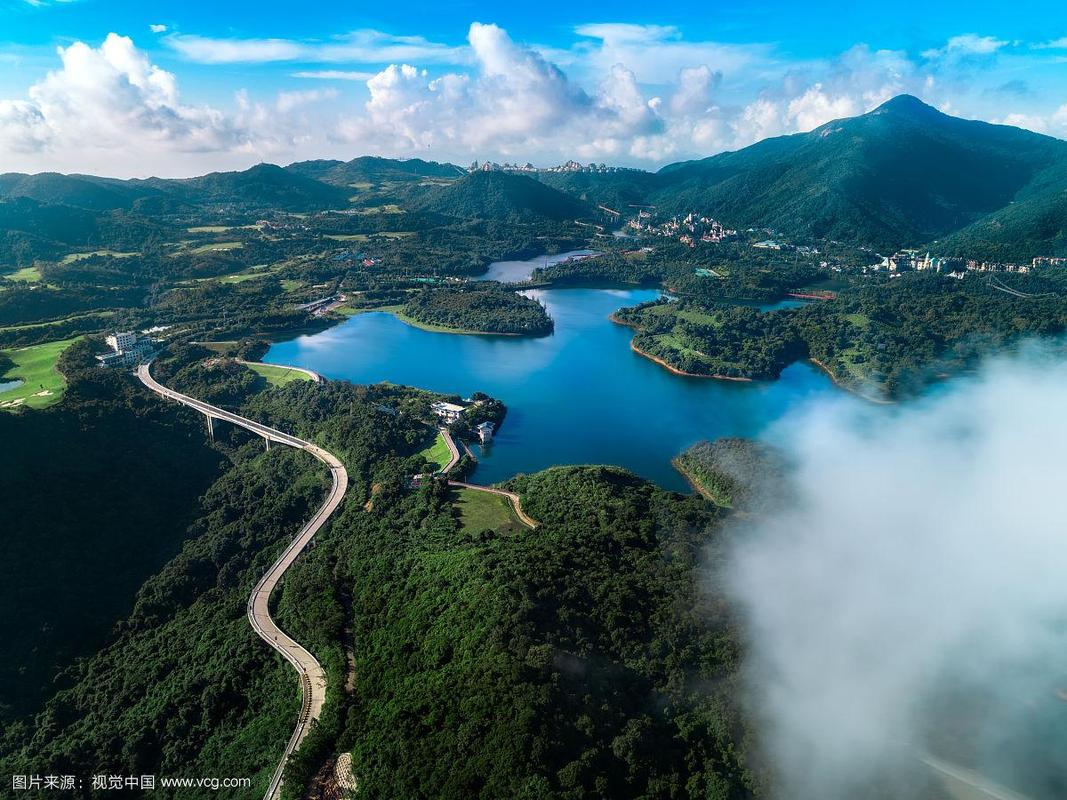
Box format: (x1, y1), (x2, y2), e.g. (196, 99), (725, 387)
(206, 414), (215, 442)
(264, 436), (271, 451)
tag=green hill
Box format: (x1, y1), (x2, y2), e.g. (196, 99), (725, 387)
(655, 95), (1067, 250)
(417, 170), (591, 221)
(161, 163), (350, 211)
(286, 155), (465, 185)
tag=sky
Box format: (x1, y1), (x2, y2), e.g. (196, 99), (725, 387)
(1, 0), (1066, 177)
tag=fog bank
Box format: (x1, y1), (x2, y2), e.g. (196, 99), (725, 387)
(726, 347), (1067, 799)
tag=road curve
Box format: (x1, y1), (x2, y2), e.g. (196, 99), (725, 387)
(438, 427), (462, 474)
(448, 480), (538, 528)
(237, 359), (324, 383)
(137, 362), (348, 800)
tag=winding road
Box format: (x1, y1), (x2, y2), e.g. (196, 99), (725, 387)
(137, 362), (348, 800)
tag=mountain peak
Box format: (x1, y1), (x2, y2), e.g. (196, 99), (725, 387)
(873, 94), (940, 117)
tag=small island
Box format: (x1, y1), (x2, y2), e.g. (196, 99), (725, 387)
(401, 286), (554, 336)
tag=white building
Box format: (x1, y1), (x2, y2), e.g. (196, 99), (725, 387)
(476, 421), (495, 443)
(97, 331), (155, 368)
(430, 401), (465, 424)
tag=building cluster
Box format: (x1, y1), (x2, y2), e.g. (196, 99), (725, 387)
(874, 249), (1061, 276)
(627, 212), (737, 246)
(469, 160), (634, 174)
(97, 331), (156, 368)
(430, 400), (496, 443)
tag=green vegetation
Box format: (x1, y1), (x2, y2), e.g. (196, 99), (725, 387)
(616, 298), (805, 379)
(418, 171), (591, 222)
(452, 486), (525, 535)
(403, 286), (554, 335)
(0, 336), (81, 410)
(3, 265), (42, 282)
(615, 269), (1067, 397)
(244, 361), (315, 387)
(417, 430), (453, 471)
(0, 341), (225, 718)
(674, 438), (788, 511)
(60, 249), (137, 264)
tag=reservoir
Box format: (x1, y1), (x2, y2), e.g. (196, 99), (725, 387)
(266, 288), (853, 491)
(475, 250), (598, 283)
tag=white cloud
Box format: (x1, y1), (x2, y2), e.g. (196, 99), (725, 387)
(165, 30), (466, 65)
(0, 23), (1061, 177)
(291, 70), (376, 81)
(1033, 36), (1067, 49)
(149, 24), (167, 34)
(0, 34), (267, 175)
(922, 33), (1009, 61)
(726, 347), (1067, 798)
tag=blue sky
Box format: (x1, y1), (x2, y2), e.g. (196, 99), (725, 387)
(1, 0), (1065, 176)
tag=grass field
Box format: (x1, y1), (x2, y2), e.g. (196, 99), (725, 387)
(187, 225), (232, 233)
(59, 250), (136, 265)
(3, 266), (43, 282)
(244, 362), (315, 388)
(189, 241), (244, 255)
(417, 432), (453, 471)
(453, 487), (525, 535)
(0, 337), (80, 411)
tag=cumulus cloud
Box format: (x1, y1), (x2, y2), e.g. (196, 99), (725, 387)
(0, 33), (295, 176)
(0, 23), (1062, 176)
(149, 23), (167, 34)
(724, 347), (1067, 799)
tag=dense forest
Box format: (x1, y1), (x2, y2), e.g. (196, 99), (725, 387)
(673, 438), (788, 511)
(614, 270), (1067, 397)
(402, 286), (554, 335)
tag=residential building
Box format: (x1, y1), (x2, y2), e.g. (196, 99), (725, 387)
(476, 421), (495, 443)
(431, 401), (465, 423)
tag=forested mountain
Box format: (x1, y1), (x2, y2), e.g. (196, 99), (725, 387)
(654, 95), (1067, 250)
(286, 155), (465, 185)
(158, 163), (350, 211)
(931, 158), (1067, 260)
(417, 171), (592, 221)
(0, 172), (169, 211)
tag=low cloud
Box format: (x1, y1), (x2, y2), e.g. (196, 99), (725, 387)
(923, 33), (1010, 61)
(724, 346), (1067, 799)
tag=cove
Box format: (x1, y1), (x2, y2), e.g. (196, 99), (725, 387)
(474, 250), (599, 283)
(265, 288), (855, 492)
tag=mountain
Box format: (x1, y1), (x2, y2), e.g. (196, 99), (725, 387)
(655, 95), (1067, 250)
(286, 156), (465, 185)
(931, 158), (1067, 260)
(416, 171), (591, 221)
(0, 172), (168, 211)
(160, 163), (350, 211)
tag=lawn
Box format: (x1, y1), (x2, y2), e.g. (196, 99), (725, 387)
(416, 432), (453, 471)
(244, 362), (315, 388)
(0, 337), (80, 411)
(3, 266), (43, 282)
(59, 250), (137, 265)
(189, 241), (244, 255)
(187, 225), (232, 233)
(452, 487), (525, 535)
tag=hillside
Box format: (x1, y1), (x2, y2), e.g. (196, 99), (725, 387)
(287, 155), (465, 185)
(161, 163), (350, 211)
(416, 170), (591, 221)
(931, 159), (1067, 260)
(655, 95), (1067, 249)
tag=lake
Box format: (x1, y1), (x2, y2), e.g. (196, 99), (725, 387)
(474, 250), (599, 283)
(266, 287), (855, 492)
(0, 379), (23, 394)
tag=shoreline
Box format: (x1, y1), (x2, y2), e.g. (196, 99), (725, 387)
(339, 305), (542, 338)
(625, 336), (754, 383)
(807, 358), (895, 405)
(670, 456), (717, 502)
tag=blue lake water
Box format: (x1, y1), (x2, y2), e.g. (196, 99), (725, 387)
(0, 379), (23, 394)
(266, 287), (856, 492)
(475, 250), (599, 283)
